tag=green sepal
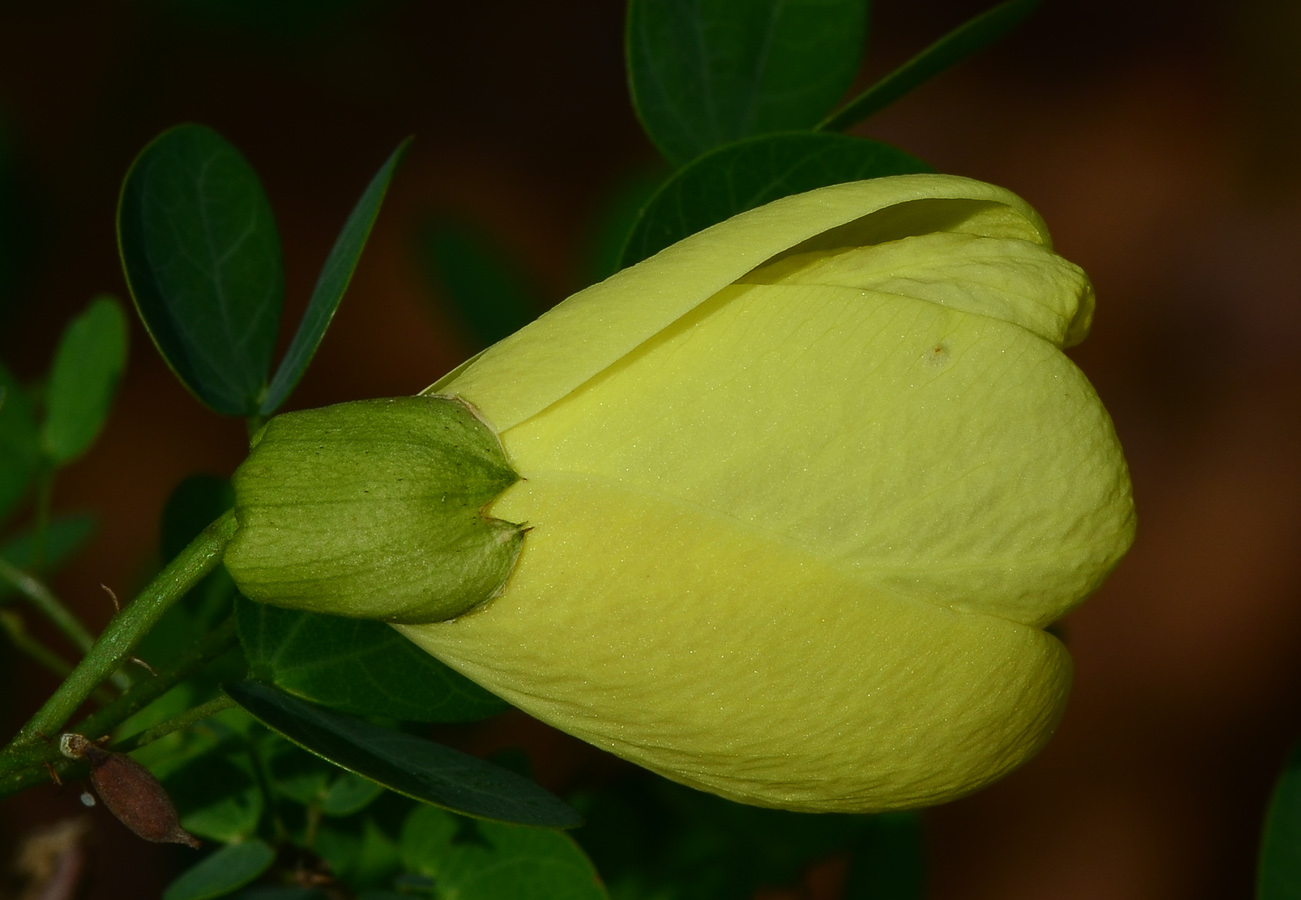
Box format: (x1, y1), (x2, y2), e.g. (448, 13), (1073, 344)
(225, 396), (524, 624)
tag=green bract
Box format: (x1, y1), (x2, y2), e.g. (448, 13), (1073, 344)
(226, 397), (523, 624)
(226, 174), (1136, 813)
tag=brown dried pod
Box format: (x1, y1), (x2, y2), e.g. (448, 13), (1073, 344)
(59, 733), (200, 849)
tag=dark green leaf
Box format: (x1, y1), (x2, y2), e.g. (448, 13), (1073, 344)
(581, 171), (665, 282)
(224, 680), (583, 828)
(619, 132), (930, 268)
(163, 839), (276, 900)
(627, 0), (869, 166)
(161, 475), (236, 561)
(163, 752), (264, 843)
(418, 219), (544, 351)
(1259, 740), (1301, 900)
(820, 0), (1040, 132)
(264, 737), (336, 805)
(235, 597), (508, 723)
(574, 774), (866, 900)
(322, 771), (386, 817)
(118, 124), (283, 416)
(261, 138), (411, 415)
(402, 805), (608, 900)
(41, 296), (128, 464)
(845, 812), (926, 899)
(0, 361), (38, 521)
(312, 796), (406, 889)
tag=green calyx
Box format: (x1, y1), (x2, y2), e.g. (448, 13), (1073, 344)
(224, 396), (525, 624)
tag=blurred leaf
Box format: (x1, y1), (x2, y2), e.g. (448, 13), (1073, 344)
(163, 839), (276, 900)
(419, 219), (544, 351)
(627, 0), (869, 166)
(161, 474), (236, 561)
(263, 739), (386, 816)
(844, 812), (926, 899)
(164, 751), (264, 843)
(619, 132), (930, 268)
(261, 138), (410, 415)
(224, 680), (583, 828)
(574, 775), (867, 900)
(126, 695), (255, 777)
(265, 737), (336, 805)
(322, 771), (386, 817)
(401, 804), (609, 900)
(820, 0), (1041, 131)
(313, 795), (406, 889)
(0, 514), (96, 598)
(40, 296), (128, 465)
(582, 171), (665, 283)
(236, 597), (508, 723)
(1259, 740), (1301, 900)
(0, 360), (39, 521)
(118, 124), (283, 416)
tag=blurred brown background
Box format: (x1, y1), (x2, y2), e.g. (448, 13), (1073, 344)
(2, 0), (1299, 897)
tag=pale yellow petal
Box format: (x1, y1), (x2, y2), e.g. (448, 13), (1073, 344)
(744, 232), (1095, 347)
(398, 472), (1072, 813)
(437, 175), (1057, 431)
(497, 281), (1132, 625)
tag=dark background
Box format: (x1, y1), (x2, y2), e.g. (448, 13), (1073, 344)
(2, 1), (1300, 897)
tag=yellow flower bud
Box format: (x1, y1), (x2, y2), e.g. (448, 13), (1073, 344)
(392, 174), (1135, 813)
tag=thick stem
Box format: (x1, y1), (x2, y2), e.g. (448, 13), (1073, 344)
(4, 509), (237, 753)
(76, 614), (241, 743)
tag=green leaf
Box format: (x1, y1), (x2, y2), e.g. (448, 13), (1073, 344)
(573, 775), (865, 900)
(41, 295), (128, 465)
(1259, 740), (1301, 900)
(161, 475), (236, 561)
(845, 812), (926, 899)
(820, 0), (1040, 132)
(163, 839), (276, 900)
(224, 680), (583, 829)
(619, 132), (930, 268)
(322, 771), (386, 817)
(418, 218), (544, 351)
(627, 0), (869, 166)
(312, 797), (405, 889)
(118, 124), (283, 416)
(581, 171), (665, 282)
(260, 138), (411, 415)
(0, 361), (38, 521)
(401, 805), (609, 900)
(235, 597), (508, 723)
(163, 751), (264, 843)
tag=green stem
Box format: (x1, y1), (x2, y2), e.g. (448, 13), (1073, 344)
(0, 607), (241, 801)
(0, 555), (97, 655)
(113, 694), (237, 753)
(76, 614), (242, 743)
(4, 509), (237, 753)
